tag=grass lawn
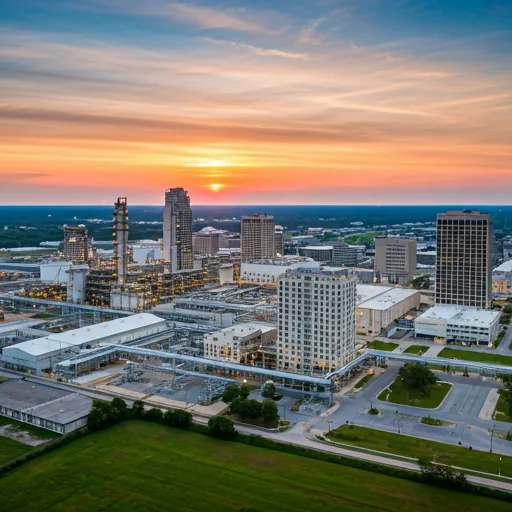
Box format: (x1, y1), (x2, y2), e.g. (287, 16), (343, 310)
(404, 345), (429, 355)
(438, 348), (512, 367)
(0, 421), (510, 512)
(493, 389), (512, 423)
(0, 437), (32, 465)
(354, 373), (374, 389)
(367, 340), (399, 351)
(0, 417), (61, 440)
(327, 425), (512, 478)
(378, 378), (452, 408)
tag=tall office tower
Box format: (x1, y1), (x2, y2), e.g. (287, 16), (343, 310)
(436, 210), (493, 308)
(274, 225), (284, 257)
(241, 214), (275, 260)
(113, 197), (129, 284)
(63, 224), (88, 263)
(163, 188), (193, 272)
(193, 232), (220, 256)
(277, 267), (357, 376)
(374, 237), (417, 285)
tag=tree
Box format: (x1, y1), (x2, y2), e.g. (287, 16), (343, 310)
(239, 383), (251, 400)
(87, 406), (109, 432)
(222, 384), (240, 403)
(261, 382), (276, 398)
(230, 397), (245, 415)
(132, 400), (145, 419)
(418, 460), (467, 489)
(398, 364), (437, 390)
(240, 399), (262, 419)
(145, 408), (164, 423)
(111, 397), (128, 418)
(261, 400), (279, 422)
(503, 304), (512, 315)
(208, 416), (236, 440)
(500, 314), (511, 325)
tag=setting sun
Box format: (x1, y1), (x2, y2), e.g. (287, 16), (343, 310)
(209, 183), (224, 193)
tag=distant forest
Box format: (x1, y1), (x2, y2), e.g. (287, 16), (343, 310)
(1, 205), (512, 248)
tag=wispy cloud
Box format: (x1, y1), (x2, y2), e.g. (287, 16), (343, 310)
(203, 38), (308, 59)
(85, 0), (281, 34)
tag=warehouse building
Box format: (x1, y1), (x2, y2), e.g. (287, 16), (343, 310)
(415, 305), (501, 346)
(1, 313), (168, 374)
(0, 379), (93, 434)
(356, 285), (421, 335)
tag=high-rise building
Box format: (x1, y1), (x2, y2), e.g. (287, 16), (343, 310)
(435, 210), (493, 308)
(277, 267), (357, 376)
(241, 214), (275, 260)
(113, 197), (129, 284)
(63, 224), (88, 263)
(374, 237), (417, 285)
(193, 232), (220, 256)
(163, 188), (193, 272)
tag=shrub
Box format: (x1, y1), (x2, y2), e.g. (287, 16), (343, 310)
(163, 409), (193, 429)
(145, 408), (164, 423)
(239, 383), (252, 400)
(222, 384), (240, 404)
(262, 382), (276, 398)
(262, 400), (279, 422)
(208, 416), (236, 440)
(132, 400), (145, 419)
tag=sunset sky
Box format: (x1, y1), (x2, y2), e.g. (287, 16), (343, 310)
(0, 0), (511, 205)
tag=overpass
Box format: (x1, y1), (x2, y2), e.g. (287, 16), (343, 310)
(327, 349), (512, 378)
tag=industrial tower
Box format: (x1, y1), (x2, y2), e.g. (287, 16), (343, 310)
(113, 197), (129, 283)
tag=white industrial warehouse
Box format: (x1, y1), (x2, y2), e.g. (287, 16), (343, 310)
(356, 285), (421, 335)
(415, 305), (501, 346)
(1, 313), (168, 374)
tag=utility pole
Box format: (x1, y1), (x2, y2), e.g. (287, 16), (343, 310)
(490, 423), (495, 453)
(327, 419), (333, 434)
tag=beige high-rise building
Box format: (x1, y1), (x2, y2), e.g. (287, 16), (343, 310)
(193, 232), (220, 256)
(436, 210), (493, 309)
(63, 224), (88, 263)
(277, 267), (357, 376)
(163, 188), (193, 272)
(374, 237), (417, 285)
(241, 214), (275, 260)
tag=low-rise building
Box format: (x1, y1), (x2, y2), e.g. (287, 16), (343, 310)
(356, 285), (421, 335)
(492, 260), (512, 295)
(0, 379), (93, 434)
(240, 257), (320, 285)
(203, 323), (277, 365)
(298, 246), (333, 262)
(415, 305), (501, 346)
(1, 313), (168, 374)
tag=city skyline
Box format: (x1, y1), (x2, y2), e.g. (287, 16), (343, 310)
(0, 1), (511, 205)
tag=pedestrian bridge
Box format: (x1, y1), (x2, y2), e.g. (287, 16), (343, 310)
(327, 349), (512, 379)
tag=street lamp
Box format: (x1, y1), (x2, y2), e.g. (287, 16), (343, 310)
(369, 399), (373, 411)
(490, 423), (496, 453)
(395, 410), (400, 434)
(327, 419), (333, 434)
(499, 457), (502, 476)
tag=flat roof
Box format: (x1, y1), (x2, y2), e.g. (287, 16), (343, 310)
(4, 313), (167, 357)
(301, 246), (333, 251)
(25, 393), (93, 424)
(356, 285), (392, 304)
(207, 323), (276, 339)
(494, 261), (512, 273)
(416, 305), (500, 327)
(358, 289), (419, 310)
(0, 379), (69, 410)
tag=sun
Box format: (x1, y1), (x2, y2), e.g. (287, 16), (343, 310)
(209, 183), (224, 192)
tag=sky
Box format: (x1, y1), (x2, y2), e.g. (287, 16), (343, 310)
(0, 0), (511, 205)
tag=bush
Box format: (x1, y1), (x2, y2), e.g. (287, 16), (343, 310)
(240, 399), (262, 419)
(239, 383), (252, 400)
(132, 400), (145, 419)
(86, 398), (126, 432)
(368, 408), (380, 415)
(208, 416), (236, 440)
(163, 409), (193, 429)
(145, 408), (164, 423)
(262, 382), (276, 398)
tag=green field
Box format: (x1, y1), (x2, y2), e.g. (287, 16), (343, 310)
(1, 421), (510, 512)
(367, 340), (399, 351)
(327, 425), (512, 478)
(438, 348), (512, 367)
(404, 345), (429, 355)
(344, 232), (386, 246)
(378, 378), (452, 408)
(0, 437), (32, 465)
(493, 389), (512, 423)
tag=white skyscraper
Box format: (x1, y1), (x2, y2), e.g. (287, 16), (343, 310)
(277, 267), (357, 376)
